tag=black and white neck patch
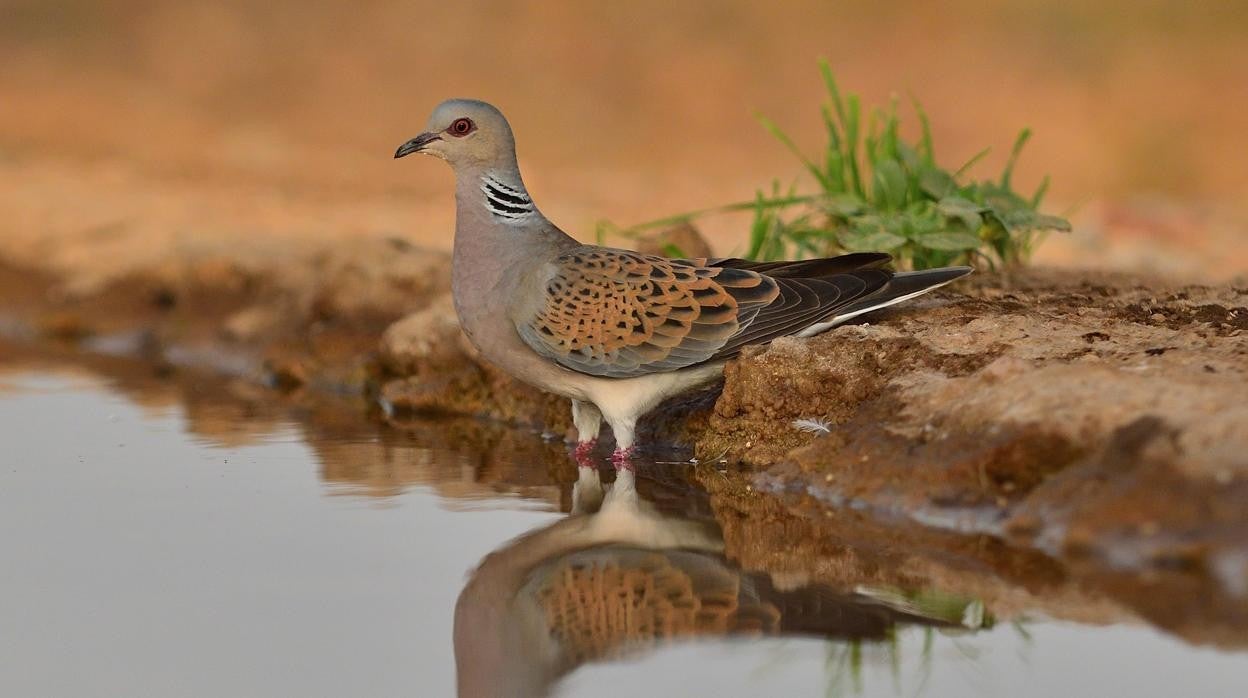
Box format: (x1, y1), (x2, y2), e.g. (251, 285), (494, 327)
(480, 174), (535, 221)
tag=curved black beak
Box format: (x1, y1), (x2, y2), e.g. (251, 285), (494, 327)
(394, 132), (441, 159)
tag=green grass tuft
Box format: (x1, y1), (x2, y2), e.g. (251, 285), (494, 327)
(607, 59), (1071, 270)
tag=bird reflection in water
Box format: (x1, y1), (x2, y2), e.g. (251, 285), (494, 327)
(453, 455), (985, 698)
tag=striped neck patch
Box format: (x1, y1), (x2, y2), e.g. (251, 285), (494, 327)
(480, 174), (535, 221)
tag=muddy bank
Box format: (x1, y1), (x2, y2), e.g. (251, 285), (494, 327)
(1, 236), (1247, 600)
(0, 235), (449, 391)
(726, 271), (1248, 590)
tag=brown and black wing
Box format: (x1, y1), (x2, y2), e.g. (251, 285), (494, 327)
(515, 247), (779, 378)
(515, 247), (899, 378)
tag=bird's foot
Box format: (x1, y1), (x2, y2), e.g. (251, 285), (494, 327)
(572, 439), (598, 467)
(610, 446), (636, 470)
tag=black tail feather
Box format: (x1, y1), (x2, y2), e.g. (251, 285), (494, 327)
(834, 266), (973, 319)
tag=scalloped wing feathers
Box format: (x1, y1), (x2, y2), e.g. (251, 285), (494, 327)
(515, 247), (892, 379)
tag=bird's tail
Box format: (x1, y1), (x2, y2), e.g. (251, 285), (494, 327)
(835, 266), (973, 323)
(797, 266), (973, 336)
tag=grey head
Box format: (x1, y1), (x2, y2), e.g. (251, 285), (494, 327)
(394, 99), (518, 171)
(395, 98), (543, 223)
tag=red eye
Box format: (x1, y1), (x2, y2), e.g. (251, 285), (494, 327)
(448, 118), (474, 136)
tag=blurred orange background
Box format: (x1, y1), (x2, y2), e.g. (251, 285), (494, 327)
(2, 0), (1245, 279)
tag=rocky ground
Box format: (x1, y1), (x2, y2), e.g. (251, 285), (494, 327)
(375, 263), (1248, 604)
(2, 220), (1246, 619)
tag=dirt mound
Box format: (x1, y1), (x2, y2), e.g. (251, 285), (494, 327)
(706, 270), (1248, 591)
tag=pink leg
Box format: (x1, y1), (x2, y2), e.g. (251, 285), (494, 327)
(610, 445), (636, 470)
(572, 439), (598, 467)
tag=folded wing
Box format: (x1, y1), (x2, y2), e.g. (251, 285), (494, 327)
(515, 247), (894, 379)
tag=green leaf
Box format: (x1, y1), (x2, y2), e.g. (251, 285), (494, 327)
(896, 141), (922, 173)
(757, 115), (831, 190)
(981, 187), (1028, 214)
(919, 168), (957, 199)
(820, 58), (848, 132)
(844, 94), (863, 196)
(1001, 128), (1032, 189)
(594, 219), (616, 245)
(994, 209), (1071, 234)
(906, 207), (944, 236)
(937, 196), (986, 231)
(1028, 213), (1072, 232)
(840, 215), (907, 251)
(916, 230), (982, 251)
(824, 149), (845, 194)
(955, 147), (992, 177)
(864, 121), (879, 166)
(883, 95), (901, 161)
(937, 196), (984, 215)
(1031, 175), (1051, 208)
(660, 242), (688, 258)
(820, 103), (842, 150)
(821, 192), (867, 217)
(872, 159), (908, 210)
(910, 94), (935, 164)
(746, 190), (773, 259)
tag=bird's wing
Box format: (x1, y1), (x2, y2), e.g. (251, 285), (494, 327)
(680, 252), (893, 278)
(515, 247), (890, 378)
(515, 247), (777, 378)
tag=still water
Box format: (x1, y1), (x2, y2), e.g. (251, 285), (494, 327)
(2, 366), (1246, 697)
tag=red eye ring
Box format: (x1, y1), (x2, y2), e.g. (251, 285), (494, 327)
(448, 118), (475, 137)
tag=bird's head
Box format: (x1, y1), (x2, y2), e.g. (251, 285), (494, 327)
(394, 99), (517, 170)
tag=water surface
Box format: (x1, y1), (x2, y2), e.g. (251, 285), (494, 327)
(2, 365), (1246, 697)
